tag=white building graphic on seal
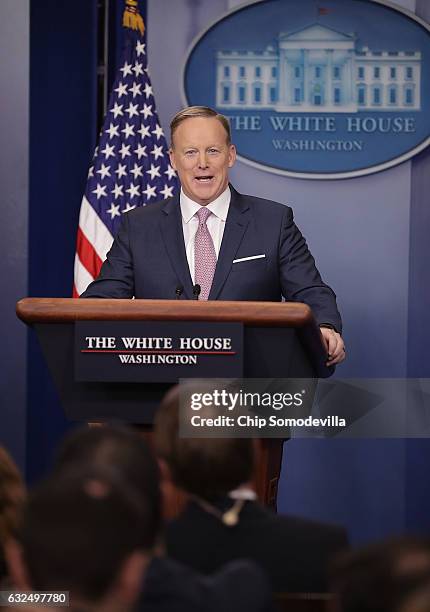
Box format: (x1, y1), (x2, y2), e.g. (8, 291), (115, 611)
(216, 24), (421, 112)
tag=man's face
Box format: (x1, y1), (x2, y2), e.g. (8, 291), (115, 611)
(169, 117), (236, 205)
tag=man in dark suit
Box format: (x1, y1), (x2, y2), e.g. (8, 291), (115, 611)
(81, 106), (345, 365)
(155, 385), (350, 594)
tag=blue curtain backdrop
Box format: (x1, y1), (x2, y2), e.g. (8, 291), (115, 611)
(26, 0), (98, 481)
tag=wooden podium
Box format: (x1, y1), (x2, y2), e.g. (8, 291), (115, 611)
(17, 298), (331, 509)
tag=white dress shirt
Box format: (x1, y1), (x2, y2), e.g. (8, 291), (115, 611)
(180, 186), (231, 283)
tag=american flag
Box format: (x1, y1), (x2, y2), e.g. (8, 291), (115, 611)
(73, 6), (178, 297)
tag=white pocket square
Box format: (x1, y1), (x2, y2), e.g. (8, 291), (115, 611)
(232, 254), (266, 264)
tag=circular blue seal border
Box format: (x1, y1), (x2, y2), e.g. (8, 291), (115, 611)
(181, 0), (430, 180)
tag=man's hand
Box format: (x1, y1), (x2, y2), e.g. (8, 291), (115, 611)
(319, 327), (346, 366)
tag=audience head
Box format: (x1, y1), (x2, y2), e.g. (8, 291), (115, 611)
(154, 384), (255, 501)
(0, 447), (26, 580)
(398, 583), (430, 612)
(8, 470), (151, 611)
(330, 537), (430, 612)
(53, 425), (161, 547)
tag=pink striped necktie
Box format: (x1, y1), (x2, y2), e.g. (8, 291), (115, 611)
(194, 207), (217, 300)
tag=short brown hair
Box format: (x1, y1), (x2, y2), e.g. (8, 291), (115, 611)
(154, 384), (254, 501)
(170, 106), (231, 146)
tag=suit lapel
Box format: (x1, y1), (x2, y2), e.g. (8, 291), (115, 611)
(209, 187), (250, 300)
(159, 195), (194, 299)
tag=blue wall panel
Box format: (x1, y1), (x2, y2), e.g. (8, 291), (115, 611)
(27, 0), (98, 482)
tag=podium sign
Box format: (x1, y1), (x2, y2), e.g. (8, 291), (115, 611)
(16, 298), (330, 423)
(75, 320), (243, 383)
(17, 298), (330, 504)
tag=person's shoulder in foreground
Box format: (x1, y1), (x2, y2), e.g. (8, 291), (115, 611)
(138, 555), (275, 612)
(166, 498), (349, 593)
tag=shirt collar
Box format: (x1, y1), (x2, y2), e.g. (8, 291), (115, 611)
(229, 487), (257, 501)
(180, 186), (231, 224)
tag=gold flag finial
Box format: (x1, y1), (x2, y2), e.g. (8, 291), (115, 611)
(123, 0), (145, 36)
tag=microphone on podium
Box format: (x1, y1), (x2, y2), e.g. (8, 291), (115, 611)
(192, 284), (201, 300)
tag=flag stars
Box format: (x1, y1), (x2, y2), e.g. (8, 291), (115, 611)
(107, 203), (121, 219)
(111, 183), (124, 199)
(142, 184), (157, 200)
(134, 143), (147, 159)
(100, 143), (116, 159)
(130, 163), (143, 179)
(121, 123), (135, 139)
(140, 103), (153, 119)
(133, 61), (144, 77)
(150, 144), (164, 160)
(96, 163), (111, 179)
(105, 123), (120, 139)
(146, 164), (161, 180)
(114, 82), (128, 98)
(136, 41), (146, 56)
(115, 163), (127, 179)
(126, 183), (141, 199)
(110, 103), (124, 118)
(129, 82), (142, 98)
(122, 203), (137, 213)
(137, 124), (150, 139)
(152, 124), (164, 140)
(143, 83), (153, 98)
(92, 183), (107, 199)
(119, 61), (133, 77)
(125, 102), (139, 119)
(164, 164), (177, 180)
(119, 143), (131, 159)
(82, 35), (178, 227)
(160, 184), (174, 199)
